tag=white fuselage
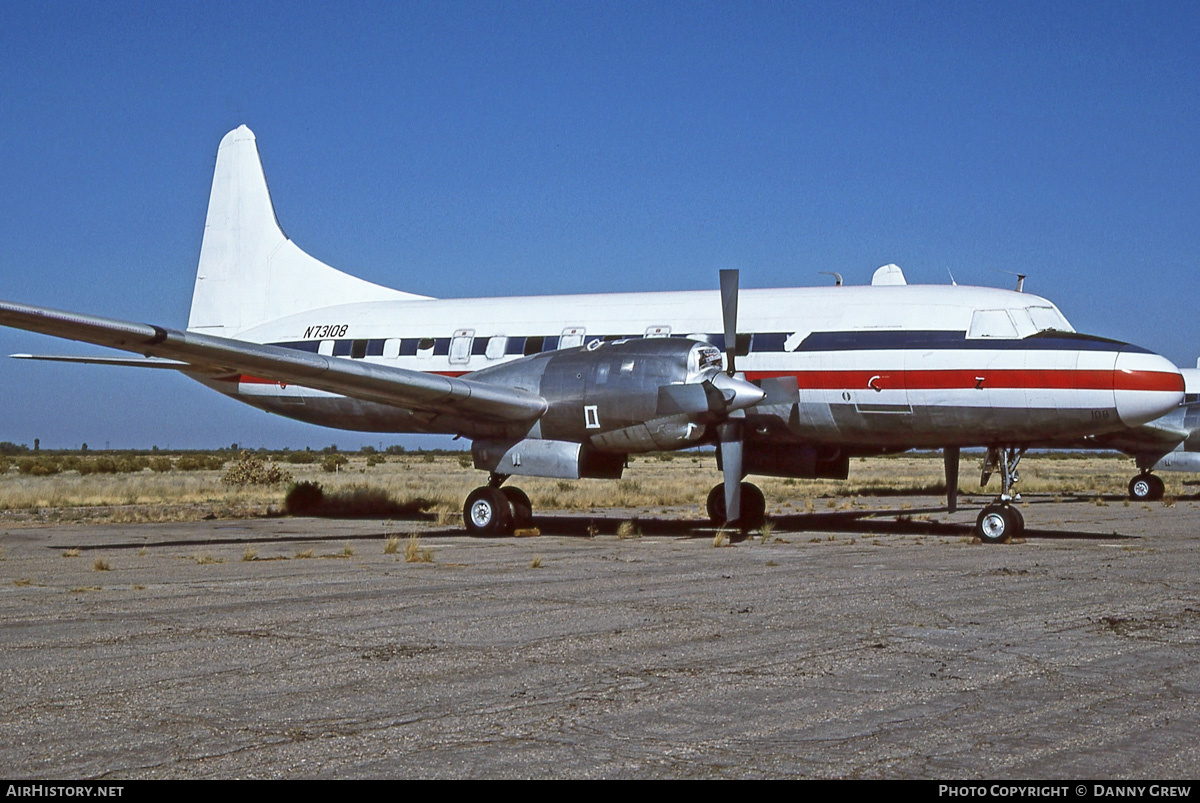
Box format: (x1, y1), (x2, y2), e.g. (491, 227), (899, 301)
(213, 282), (1182, 450)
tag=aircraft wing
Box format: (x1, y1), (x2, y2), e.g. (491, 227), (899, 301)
(0, 300), (547, 423)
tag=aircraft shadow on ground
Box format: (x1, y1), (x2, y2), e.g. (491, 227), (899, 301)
(55, 494), (1141, 551)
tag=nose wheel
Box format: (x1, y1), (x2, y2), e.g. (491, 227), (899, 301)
(975, 503), (1023, 544)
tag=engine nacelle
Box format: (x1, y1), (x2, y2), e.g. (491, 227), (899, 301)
(721, 442), (850, 480)
(472, 438), (625, 479)
(469, 337), (726, 453)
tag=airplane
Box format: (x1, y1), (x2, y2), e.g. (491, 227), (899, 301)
(0, 125), (1186, 543)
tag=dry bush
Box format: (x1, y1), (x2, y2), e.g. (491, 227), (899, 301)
(222, 451), (292, 486)
(384, 535), (401, 554)
(93, 557), (111, 571)
(177, 454), (226, 471)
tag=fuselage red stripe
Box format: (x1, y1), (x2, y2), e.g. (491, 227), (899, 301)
(229, 369), (1182, 394)
(745, 369), (1183, 393)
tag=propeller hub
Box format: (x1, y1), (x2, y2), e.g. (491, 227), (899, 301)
(709, 371), (765, 412)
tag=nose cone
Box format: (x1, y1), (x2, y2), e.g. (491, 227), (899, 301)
(1114, 349), (1185, 427)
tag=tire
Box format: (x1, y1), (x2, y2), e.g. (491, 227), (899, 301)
(706, 482), (766, 528)
(739, 483), (766, 528)
(1129, 474), (1164, 501)
(975, 503), (1021, 544)
(501, 486), (533, 528)
(706, 484), (727, 525)
(463, 487), (513, 535)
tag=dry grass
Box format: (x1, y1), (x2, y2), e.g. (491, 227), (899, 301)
(383, 535), (401, 554)
(404, 534), (433, 563)
(61, 548), (80, 558)
(1, 451), (1194, 527)
(93, 557), (110, 571)
(294, 549), (315, 559)
(530, 555), (543, 569)
(242, 547), (258, 562)
(616, 520), (641, 539)
(14, 577), (33, 586)
(341, 543), (354, 557)
(759, 520), (775, 543)
(192, 552), (223, 565)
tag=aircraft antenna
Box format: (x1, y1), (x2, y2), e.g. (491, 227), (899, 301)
(818, 271), (843, 286)
(989, 268), (1026, 292)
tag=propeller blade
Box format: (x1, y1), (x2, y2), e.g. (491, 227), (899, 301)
(944, 446), (960, 513)
(719, 269), (739, 375)
(718, 415), (744, 522)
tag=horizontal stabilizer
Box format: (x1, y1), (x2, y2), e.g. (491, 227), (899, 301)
(11, 354), (191, 369)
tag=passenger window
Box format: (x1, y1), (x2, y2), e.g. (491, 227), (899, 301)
(524, 336), (544, 356)
(485, 336), (507, 360)
(450, 329), (473, 365)
(350, 340), (368, 359)
(318, 340), (335, 356)
(383, 339), (400, 359)
(560, 327), (585, 349)
(416, 338), (435, 360)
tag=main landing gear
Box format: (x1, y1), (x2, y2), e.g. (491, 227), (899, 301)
(463, 474), (534, 535)
(975, 446), (1026, 544)
(1128, 471), (1165, 501)
(705, 482), (766, 529)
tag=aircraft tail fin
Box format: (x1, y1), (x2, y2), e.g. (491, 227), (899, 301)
(187, 126), (427, 337)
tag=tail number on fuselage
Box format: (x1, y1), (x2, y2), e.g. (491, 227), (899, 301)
(303, 324), (349, 339)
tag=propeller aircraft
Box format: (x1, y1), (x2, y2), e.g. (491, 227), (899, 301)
(0, 126), (1186, 542)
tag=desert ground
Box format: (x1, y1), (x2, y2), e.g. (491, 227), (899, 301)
(2, 452), (1199, 778)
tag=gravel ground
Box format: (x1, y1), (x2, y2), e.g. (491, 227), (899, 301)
(2, 494), (1198, 779)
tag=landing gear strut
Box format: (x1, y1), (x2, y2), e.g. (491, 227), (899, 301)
(975, 446), (1026, 543)
(463, 473), (534, 535)
(1128, 472), (1165, 501)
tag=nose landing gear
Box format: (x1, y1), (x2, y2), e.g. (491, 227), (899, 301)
(975, 447), (1026, 543)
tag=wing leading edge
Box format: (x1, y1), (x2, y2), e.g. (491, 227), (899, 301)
(0, 300), (547, 423)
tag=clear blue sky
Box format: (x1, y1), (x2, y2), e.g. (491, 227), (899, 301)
(2, 1), (1198, 449)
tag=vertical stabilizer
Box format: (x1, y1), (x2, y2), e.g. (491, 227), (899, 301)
(188, 126), (427, 336)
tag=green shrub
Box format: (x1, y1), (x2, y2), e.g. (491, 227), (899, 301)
(177, 454), (225, 471)
(322, 454), (349, 473)
(17, 458), (60, 476)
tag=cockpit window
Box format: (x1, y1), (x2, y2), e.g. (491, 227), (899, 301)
(967, 309), (1018, 339)
(1027, 305), (1070, 332)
